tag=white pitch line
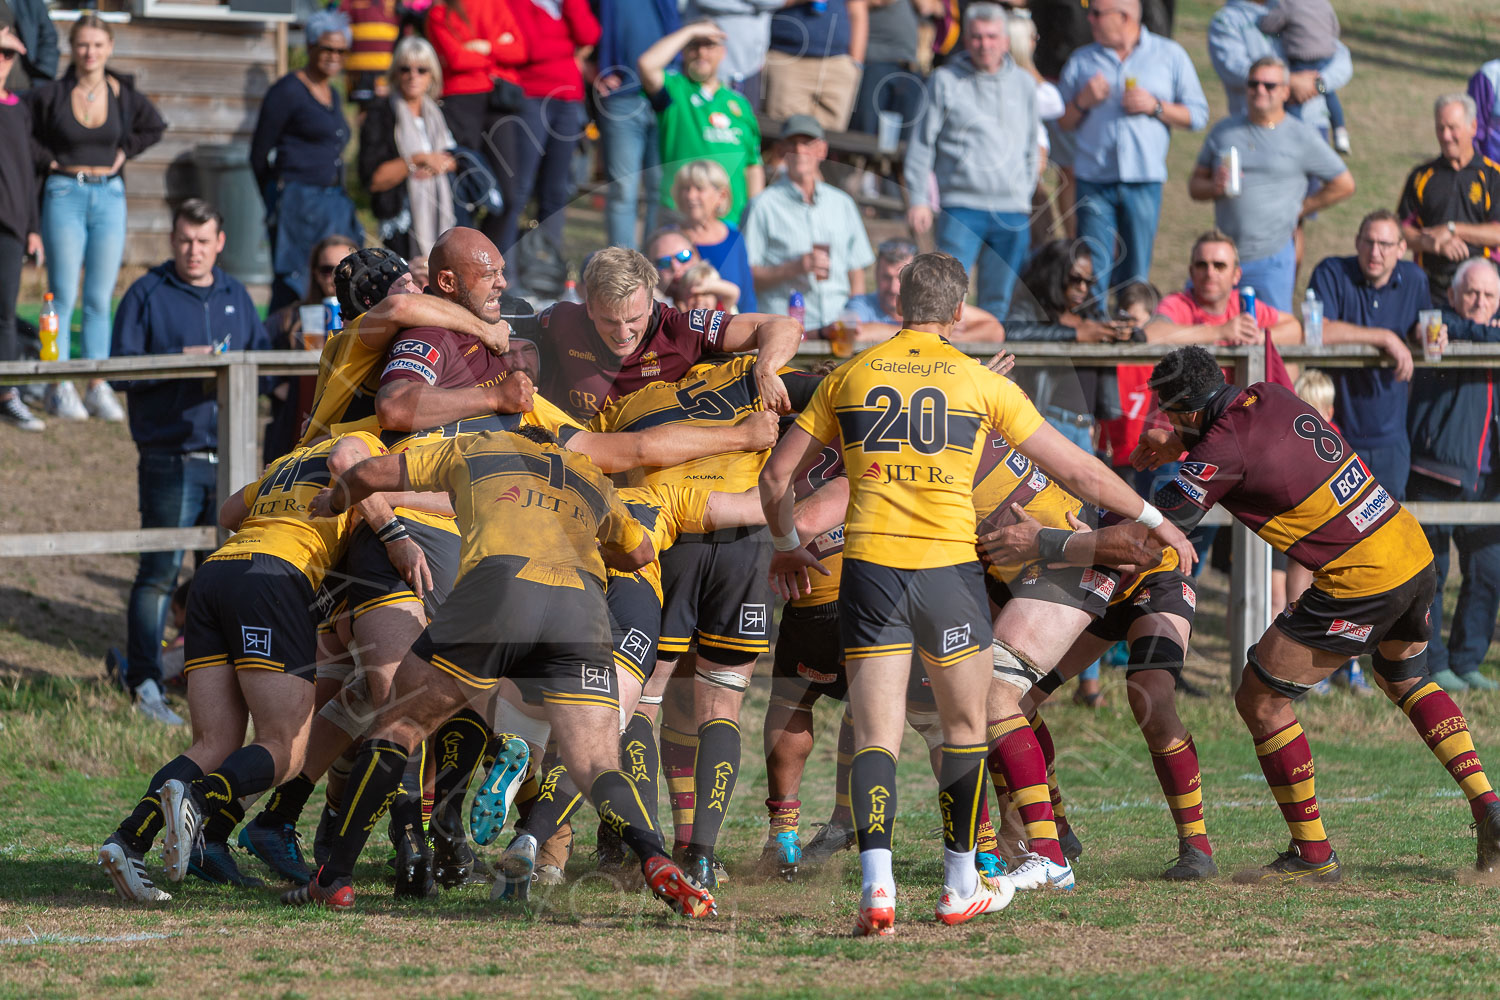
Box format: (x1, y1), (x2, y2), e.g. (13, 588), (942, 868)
(0, 931), (175, 946)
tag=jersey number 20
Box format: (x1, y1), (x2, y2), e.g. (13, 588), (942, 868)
(862, 386), (949, 456)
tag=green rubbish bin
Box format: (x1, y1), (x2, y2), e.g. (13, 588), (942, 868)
(193, 142), (273, 285)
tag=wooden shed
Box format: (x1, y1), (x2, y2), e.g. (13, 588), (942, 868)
(50, 5), (291, 271)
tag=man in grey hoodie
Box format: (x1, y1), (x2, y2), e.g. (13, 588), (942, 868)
(904, 2), (1040, 317)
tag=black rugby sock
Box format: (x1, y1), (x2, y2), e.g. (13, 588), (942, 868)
(389, 743), (429, 844)
(938, 744), (988, 854)
(591, 769), (668, 863)
(430, 709), (490, 836)
(621, 712), (661, 826)
(518, 758), (584, 843)
(116, 755), (203, 854)
(851, 747), (898, 854)
(202, 796), (247, 844)
(256, 773), (316, 829)
(323, 739), (408, 884)
(688, 718), (740, 850)
(191, 745), (277, 817)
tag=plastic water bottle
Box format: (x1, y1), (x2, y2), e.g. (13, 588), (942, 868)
(809, 0), (827, 12)
(1302, 289), (1322, 348)
(39, 292), (59, 361)
(560, 279), (583, 305)
(788, 290), (806, 340)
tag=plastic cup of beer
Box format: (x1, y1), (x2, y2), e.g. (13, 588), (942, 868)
(1125, 76), (1138, 89)
(1419, 308), (1443, 362)
(829, 320), (855, 358)
(299, 304), (326, 344)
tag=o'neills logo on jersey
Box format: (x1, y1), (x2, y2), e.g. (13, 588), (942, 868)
(866, 784), (890, 834)
(861, 461), (883, 480)
(567, 348), (597, 362)
(1326, 619), (1373, 641)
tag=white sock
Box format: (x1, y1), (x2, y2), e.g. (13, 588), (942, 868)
(944, 847), (978, 896)
(859, 847), (894, 896)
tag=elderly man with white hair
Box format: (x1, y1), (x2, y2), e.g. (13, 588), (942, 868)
(1407, 257), (1500, 692)
(1398, 94), (1500, 304)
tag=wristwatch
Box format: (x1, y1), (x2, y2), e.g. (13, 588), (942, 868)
(1448, 221), (1458, 235)
(1314, 75), (1327, 95)
(1152, 100), (1165, 120)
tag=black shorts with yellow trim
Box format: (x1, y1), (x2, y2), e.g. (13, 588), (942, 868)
(985, 561), (1115, 618)
(771, 601), (846, 709)
(658, 526), (773, 666)
(344, 515), (461, 621)
(183, 553), (320, 682)
(840, 558), (990, 673)
(606, 572), (662, 687)
(1086, 569), (1198, 644)
(410, 555), (617, 711)
(1274, 561), (1436, 657)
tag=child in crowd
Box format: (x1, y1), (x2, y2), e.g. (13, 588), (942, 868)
(671, 260), (741, 313)
(1256, 0), (1351, 154)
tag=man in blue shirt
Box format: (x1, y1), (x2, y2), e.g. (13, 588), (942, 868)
(1307, 210), (1425, 501)
(1057, 0), (1208, 296)
(111, 200), (270, 724)
(762, 0), (867, 132)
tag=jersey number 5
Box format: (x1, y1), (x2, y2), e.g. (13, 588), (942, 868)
(674, 380), (737, 421)
(862, 386), (949, 456)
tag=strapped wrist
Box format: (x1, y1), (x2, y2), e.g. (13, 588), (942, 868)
(376, 518), (410, 545)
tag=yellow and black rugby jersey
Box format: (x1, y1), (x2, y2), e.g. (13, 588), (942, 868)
(788, 443), (847, 609)
(402, 430), (645, 588)
(589, 356), (768, 492)
(298, 314), (385, 447)
(208, 431), (381, 587)
(330, 393), (587, 536)
(1156, 382), (1431, 598)
(795, 329), (1046, 570)
(612, 484), (714, 602)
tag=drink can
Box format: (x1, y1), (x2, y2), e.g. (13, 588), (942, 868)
(1239, 286), (1256, 322)
(1419, 308), (1443, 362)
(1226, 146), (1242, 198)
(323, 296), (343, 335)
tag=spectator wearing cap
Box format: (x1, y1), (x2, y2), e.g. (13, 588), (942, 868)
(762, 0), (867, 133)
(672, 159), (757, 312)
(1407, 257), (1500, 692)
(251, 10), (364, 311)
(742, 114), (875, 329)
(1188, 55), (1353, 312)
(593, 0), (678, 249)
(1057, 0), (1208, 295)
(1470, 59), (1500, 164)
(844, 238), (1003, 342)
(1306, 209), (1426, 500)
(1397, 94), (1500, 305)
(905, 2), (1040, 319)
(110, 200), (270, 726)
(682, 0), (781, 104)
(639, 20), (764, 227)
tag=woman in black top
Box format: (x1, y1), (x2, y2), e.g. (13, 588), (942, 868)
(29, 13), (164, 423)
(251, 10), (364, 311)
(0, 27), (43, 431)
(359, 36), (460, 261)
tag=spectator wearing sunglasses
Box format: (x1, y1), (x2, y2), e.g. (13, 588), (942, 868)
(260, 235), (361, 463)
(1145, 228), (1299, 346)
(645, 228), (741, 311)
(360, 36), (460, 261)
(251, 11), (365, 311)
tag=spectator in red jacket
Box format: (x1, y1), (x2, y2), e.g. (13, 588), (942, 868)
(426, 0), (528, 244)
(492, 0), (600, 254)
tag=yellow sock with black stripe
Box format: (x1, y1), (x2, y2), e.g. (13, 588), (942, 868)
(1400, 681), (1500, 822)
(115, 755), (202, 854)
(1253, 721), (1330, 863)
(324, 738), (408, 884)
(689, 718), (741, 851)
(660, 725), (698, 851)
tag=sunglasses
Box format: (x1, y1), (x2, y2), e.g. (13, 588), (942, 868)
(1192, 259), (1233, 272)
(1066, 271), (1092, 287)
(1246, 79), (1282, 91)
(655, 248), (694, 270)
(0, 48), (19, 61)
(398, 64), (431, 75)
(317, 264), (338, 276)
(316, 44), (349, 56)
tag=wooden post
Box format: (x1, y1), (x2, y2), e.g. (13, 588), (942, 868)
(1227, 348), (1271, 691)
(216, 354), (261, 541)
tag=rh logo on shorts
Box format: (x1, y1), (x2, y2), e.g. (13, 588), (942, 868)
(740, 603), (767, 635)
(242, 626), (272, 657)
(1326, 619), (1373, 641)
(618, 628), (652, 664)
(941, 624), (971, 654)
(580, 664), (612, 692)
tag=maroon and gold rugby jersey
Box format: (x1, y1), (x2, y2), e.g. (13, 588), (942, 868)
(1155, 382), (1431, 598)
(536, 300), (733, 421)
(788, 442), (848, 609)
(972, 430), (1084, 584)
(379, 326), (515, 391)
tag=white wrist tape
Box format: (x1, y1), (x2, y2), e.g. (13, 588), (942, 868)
(1135, 502), (1164, 530)
(771, 528), (802, 552)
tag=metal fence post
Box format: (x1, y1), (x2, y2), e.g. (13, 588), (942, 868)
(1227, 348), (1271, 691)
(216, 354), (260, 542)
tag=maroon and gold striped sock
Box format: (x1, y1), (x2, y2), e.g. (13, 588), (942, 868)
(767, 798), (800, 837)
(1254, 721), (1330, 863)
(1029, 715), (1070, 838)
(831, 707), (856, 826)
(1150, 735), (1211, 854)
(988, 715), (1063, 865)
(1400, 681), (1500, 821)
(660, 725), (698, 852)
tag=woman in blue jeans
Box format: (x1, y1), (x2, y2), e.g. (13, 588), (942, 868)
(29, 14), (164, 422)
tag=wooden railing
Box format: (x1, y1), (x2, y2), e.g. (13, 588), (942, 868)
(4, 342), (1497, 685)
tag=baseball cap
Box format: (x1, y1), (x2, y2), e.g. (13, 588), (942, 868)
(781, 114), (825, 141)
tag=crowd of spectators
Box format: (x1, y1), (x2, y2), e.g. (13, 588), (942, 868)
(3, 1), (1500, 706)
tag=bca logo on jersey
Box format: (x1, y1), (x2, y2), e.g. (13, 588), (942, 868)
(1329, 458), (1370, 505)
(1005, 451), (1030, 478)
(242, 626), (273, 657)
(1326, 619), (1373, 641)
(941, 624), (971, 654)
(391, 340), (440, 364)
(1078, 569), (1116, 601)
(580, 663), (612, 692)
(740, 603), (767, 635)
(1180, 462), (1218, 481)
(688, 309), (726, 344)
(617, 628), (652, 664)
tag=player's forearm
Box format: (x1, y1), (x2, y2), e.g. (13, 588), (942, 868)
(1060, 523), (1161, 569)
(376, 490), (454, 516)
(1043, 447), (1149, 523)
(375, 383), (499, 432)
(726, 312), (802, 362)
(791, 476), (850, 538)
(333, 455), (410, 513)
(703, 488), (767, 531)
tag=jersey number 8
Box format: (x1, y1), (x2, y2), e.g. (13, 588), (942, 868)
(862, 386), (949, 456)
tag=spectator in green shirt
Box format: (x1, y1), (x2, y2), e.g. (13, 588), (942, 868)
(639, 21), (765, 224)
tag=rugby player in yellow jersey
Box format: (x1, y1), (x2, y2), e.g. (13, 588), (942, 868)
(1138, 347), (1500, 881)
(587, 355), (825, 887)
(760, 254), (1193, 934)
(97, 431), (391, 902)
(285, 428), (716, 917)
